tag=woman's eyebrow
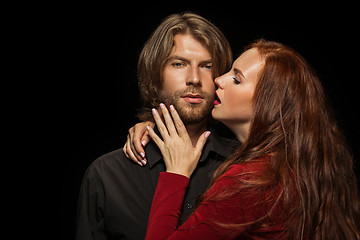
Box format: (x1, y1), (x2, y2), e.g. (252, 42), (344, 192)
(234, 68), (246, 80)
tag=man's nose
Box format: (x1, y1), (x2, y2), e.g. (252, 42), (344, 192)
(186, 66), (201, 86)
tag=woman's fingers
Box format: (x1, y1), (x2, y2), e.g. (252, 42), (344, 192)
(128, 127), (146, 163)
(132, 122), (154, 165)
(124, 134), (144, 166)
(194, 131), (211, 157)
(148, 104), (211, 178)
(153, 103), (189, 138)
(123, 141), (130, 159)
(139, 121), (155, 148)
(147, 125), (164, 151)
(169, 105), (189, 139)
(159, 103), (178, 137)
(151, 108), (168, 140)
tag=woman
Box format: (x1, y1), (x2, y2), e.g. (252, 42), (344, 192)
(128, 39), (360, 239)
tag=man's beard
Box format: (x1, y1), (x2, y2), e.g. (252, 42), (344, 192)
(159, 87), (215, 125)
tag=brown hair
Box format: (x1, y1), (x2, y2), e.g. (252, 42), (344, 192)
(137, 12), (232, 121)
(201, 39), (360, 239)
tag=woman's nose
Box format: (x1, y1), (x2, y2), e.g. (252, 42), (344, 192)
(214, 76), (224, 89)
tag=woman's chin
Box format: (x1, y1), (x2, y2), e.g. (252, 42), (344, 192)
(211, 108), (219, 120)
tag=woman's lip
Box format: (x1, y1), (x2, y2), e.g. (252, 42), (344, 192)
(213, 92), (221, 105)
(213, 99), (221, 105)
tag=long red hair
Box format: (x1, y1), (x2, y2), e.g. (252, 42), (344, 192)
(201, 39), (360, 239)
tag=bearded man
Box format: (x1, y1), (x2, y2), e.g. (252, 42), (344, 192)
(76, 12), (237, 240)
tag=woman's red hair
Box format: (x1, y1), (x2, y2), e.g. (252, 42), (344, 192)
(201, 39), (360, 239)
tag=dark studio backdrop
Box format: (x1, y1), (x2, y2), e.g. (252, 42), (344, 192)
(49, 4), (359, 240)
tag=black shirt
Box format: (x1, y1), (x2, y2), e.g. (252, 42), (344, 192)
(76, 129), (238, 240)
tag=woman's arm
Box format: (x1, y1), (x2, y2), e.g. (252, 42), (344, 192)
(145, 116), (280, 240)
(144, 103), (234, 239)
(145, 172), (226, 240)
(145, 166), (264, 240)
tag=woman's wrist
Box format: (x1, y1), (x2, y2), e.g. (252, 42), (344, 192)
(165, 170), (191, 179)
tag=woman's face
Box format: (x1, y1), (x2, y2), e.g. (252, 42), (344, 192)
(212, 47), (264, 141)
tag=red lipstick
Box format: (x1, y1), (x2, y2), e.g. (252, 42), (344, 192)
(213, 92), (221, 105)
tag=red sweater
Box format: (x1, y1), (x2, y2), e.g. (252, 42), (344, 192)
(145, 158), (287, 239)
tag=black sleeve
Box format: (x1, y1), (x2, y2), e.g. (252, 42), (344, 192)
(75, 166), (107, 240)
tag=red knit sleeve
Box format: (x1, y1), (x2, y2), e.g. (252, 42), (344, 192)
(145, 172), (190, 240)
(145, 161), (285, 239)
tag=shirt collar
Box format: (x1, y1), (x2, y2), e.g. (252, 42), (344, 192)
(145, 126), (239, 169)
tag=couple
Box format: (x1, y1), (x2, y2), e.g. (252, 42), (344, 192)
(77, 12), (360, 239)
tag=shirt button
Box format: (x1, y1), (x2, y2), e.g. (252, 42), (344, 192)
(186, 203), (193, 209)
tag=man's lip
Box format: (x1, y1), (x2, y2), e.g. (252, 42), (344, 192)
(181, 94), (203, 98)
(181, 94), (204, 104)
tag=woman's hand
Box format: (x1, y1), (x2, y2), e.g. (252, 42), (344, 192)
(123, 121), (155, 166)
(147, 103), (211, 178)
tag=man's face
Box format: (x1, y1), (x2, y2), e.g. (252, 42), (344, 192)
(160, 34), (216, 124)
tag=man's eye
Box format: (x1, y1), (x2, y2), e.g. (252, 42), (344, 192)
(172, 62), (184, 67)
(204, 64), (212, 69)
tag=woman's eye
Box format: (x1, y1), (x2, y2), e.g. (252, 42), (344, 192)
(233, 77), (241, 84)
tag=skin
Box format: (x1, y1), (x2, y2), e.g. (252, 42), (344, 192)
(212, 48), (264, 142)
(146, 47), (264, 178)
(159, 33), (216, 130)
(123, 34), (216, 166)
(147, 103), (210, 178)
(126, 47), (265, 176)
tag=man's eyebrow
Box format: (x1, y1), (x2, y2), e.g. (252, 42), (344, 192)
(166, 56), (213, 64)
(234, 67), (246, 79)
(200, 59), (213, 65)
(166, 56), (190, 63)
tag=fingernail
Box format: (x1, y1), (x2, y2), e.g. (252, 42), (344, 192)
(169, 105), (175, 111)
(160, 103), (165, 109)
(140, 152), (145, 158)
(141, 160), (147, 165)
(146, 125), (150, 130)
(141, 140), (147, 146)
(137, 161), (143, 167)
(205, 131), (211, 138)
(152, 108), (157, 115)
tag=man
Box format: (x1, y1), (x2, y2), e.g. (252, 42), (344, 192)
(76, 12), (236, 240)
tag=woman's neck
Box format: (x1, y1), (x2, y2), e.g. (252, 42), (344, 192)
(226, 121), (250, 144)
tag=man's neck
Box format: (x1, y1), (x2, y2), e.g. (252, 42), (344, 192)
(185, 119), (208, 147)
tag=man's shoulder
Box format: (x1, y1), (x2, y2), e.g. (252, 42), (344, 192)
(84, 148), (136, 177)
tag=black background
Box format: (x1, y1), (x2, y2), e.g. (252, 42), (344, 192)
(31, 4), (359, 239)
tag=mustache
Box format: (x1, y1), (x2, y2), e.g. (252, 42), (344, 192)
(158, 87), (215, 107)
(176, 87), (213, 99)
(158, 86), (214, 124)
